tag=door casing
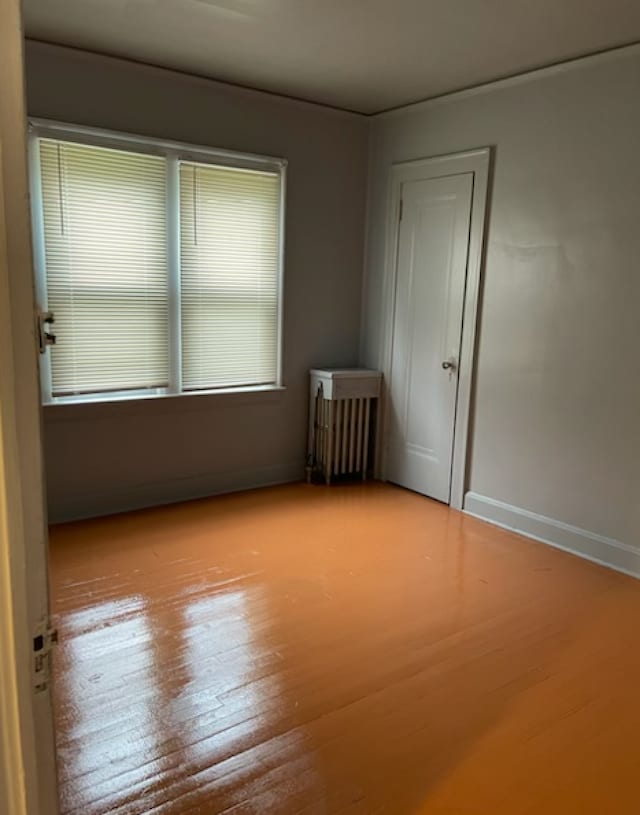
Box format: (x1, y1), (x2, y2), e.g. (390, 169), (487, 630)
(377, 148), (491, 509)
(0, 1), (60, 811)
(0, 134), (58, 815)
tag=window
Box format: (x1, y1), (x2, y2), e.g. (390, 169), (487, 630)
(30, 121), (286, 403)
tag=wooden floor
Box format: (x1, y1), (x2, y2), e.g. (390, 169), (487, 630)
(50, 482), (640, 815)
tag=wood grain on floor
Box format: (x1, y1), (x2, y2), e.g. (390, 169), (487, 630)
(49, 482), (640, 815)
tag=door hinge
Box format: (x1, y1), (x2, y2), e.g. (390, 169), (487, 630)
(37, 309), (56, 354)
(399, 198), (404, 221)
(33, 621), (58, 694)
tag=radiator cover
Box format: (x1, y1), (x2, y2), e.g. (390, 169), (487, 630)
(306, 368), (382, 484)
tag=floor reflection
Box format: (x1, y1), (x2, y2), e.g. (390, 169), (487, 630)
(55, 596), (165, 813)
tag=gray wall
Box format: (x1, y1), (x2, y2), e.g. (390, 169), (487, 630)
(362, 49), (640, 560)
(25, 41), (369, 522)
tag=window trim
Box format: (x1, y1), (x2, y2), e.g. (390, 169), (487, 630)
(28, 118), (287, 405)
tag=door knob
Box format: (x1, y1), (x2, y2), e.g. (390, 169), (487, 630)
(442, 360), (456, 371)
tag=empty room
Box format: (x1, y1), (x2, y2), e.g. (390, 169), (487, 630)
(1, 1), (639, 814)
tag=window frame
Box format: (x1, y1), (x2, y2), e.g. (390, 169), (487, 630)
(28, 118), (287, 405)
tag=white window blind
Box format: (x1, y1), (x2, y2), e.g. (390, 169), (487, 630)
(39, 139), (168, 396)
(32, 124), (285, 404)
(180, 161), (281, 390)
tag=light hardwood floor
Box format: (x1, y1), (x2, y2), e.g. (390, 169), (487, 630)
(49, 482), (640, 815)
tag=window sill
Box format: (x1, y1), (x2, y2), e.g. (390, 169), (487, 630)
(43, 384), (287, 422)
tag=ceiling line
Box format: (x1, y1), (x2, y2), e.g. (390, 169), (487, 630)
(374, 39), (640, 118)
(25, 36), (640, 118)
(24, 37), (370, 118)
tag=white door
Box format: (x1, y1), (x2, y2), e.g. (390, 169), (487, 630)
(0, 1), (60, 810)
(386, 172), (473, 503)
(0, 136), (58, 815)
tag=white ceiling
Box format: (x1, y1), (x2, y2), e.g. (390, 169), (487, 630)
(23, 0), (640, 114)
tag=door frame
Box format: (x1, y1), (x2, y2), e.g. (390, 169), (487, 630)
(0, 140), (31, 815)
(377, 148), (491, 509)
(1, 1), (60, 812)
(0, 136), (58, 815)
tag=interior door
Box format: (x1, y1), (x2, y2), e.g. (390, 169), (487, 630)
(0, 2), (60, 812)
(386, 172), (473, 503)
(0, 135), (59, 815)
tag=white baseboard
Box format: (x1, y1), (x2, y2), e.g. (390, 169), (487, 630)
(464, 492), (640, 579)
(49, 461), (303, 523)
